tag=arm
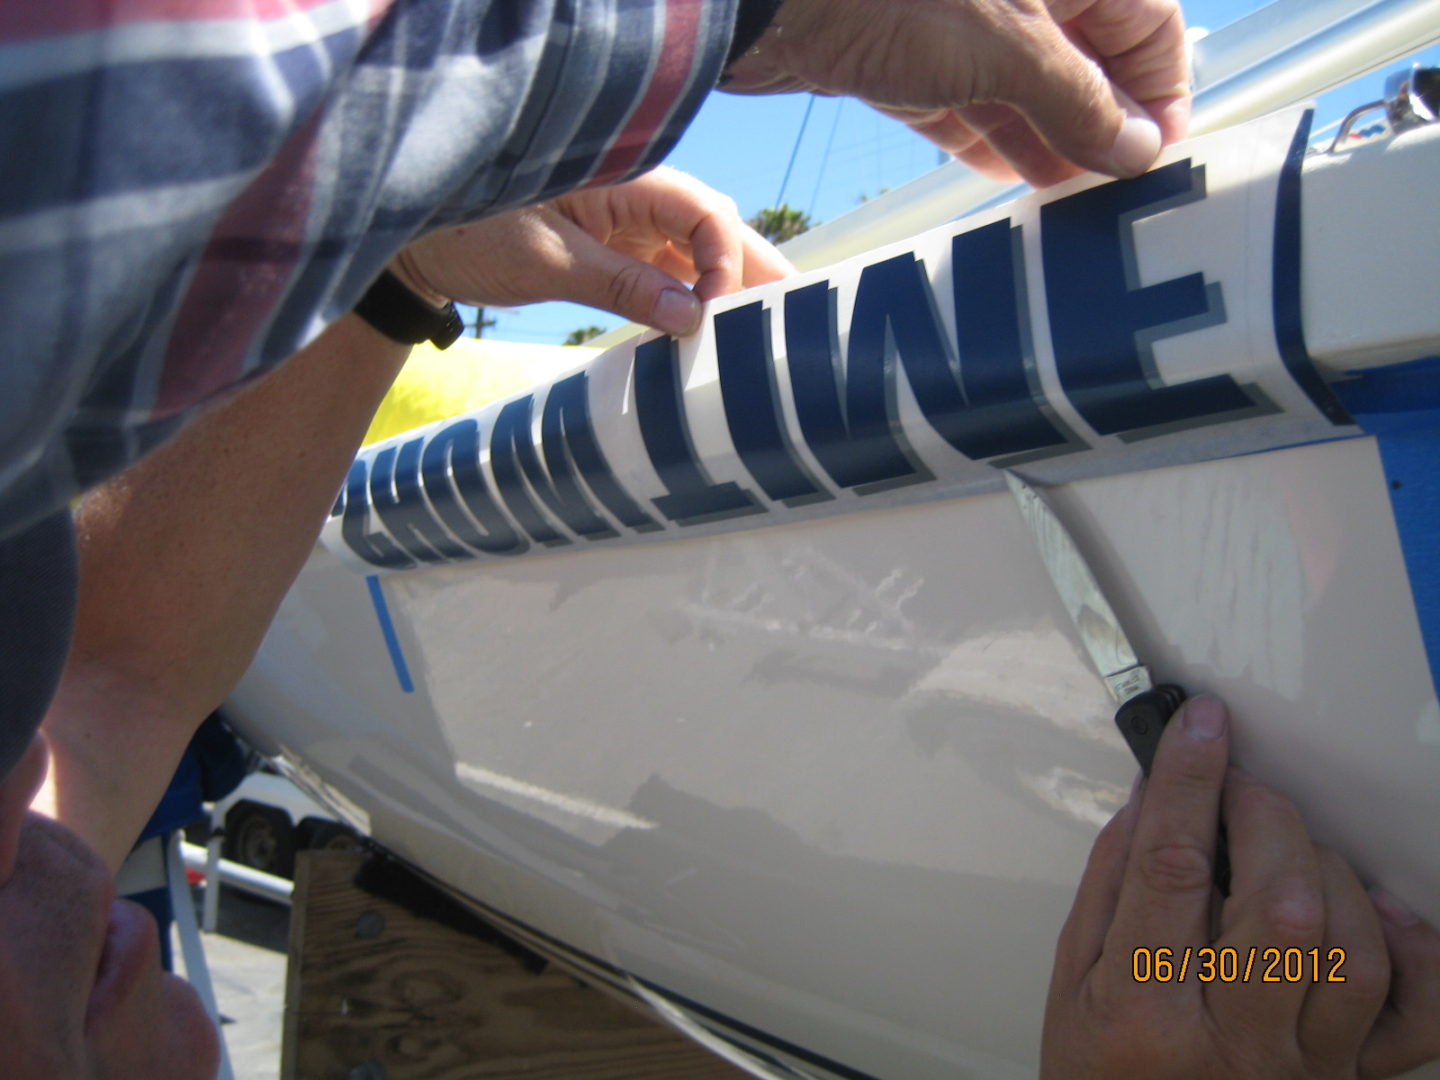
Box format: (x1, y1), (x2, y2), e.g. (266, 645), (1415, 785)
(36, 169), (793, 872)
(39, 314), (411, 871)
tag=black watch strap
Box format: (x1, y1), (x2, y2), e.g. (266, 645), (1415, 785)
(724, 0), (785, 67)
(354, 270), (464, 350)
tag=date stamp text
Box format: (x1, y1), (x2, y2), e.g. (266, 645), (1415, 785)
(1132, 947), (1348, 984)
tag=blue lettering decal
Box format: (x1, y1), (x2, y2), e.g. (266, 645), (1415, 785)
(784, 272), (932, 493)
(372, 439), (472, 563)
(715, 303), (833, 507)
(1043, 162), (1264, 439)
(341, 459), (415, 570)
(422, 419), (528, 556)
(634, 336), (764, 526)
(490, 395), (573, 547)
(951, 223), (1078, 462)
(541, 373), (661, 535)
(1271, 110), (1352, 426)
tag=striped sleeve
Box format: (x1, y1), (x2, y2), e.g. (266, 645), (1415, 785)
(0, 0), (739, 539)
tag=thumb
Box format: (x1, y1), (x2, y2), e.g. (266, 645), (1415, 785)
(1001, 27), (1162, 178)
(557, 227), (703, 337)
(1358, 890), (1440, 1079)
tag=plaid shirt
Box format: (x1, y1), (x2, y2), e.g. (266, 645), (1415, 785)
(0, 0), (737, 539)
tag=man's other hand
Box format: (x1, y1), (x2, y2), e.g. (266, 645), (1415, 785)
(1041, 696), (1440, 1078)
(725, 0), (1191, 187)
(394, 167), (796, 338)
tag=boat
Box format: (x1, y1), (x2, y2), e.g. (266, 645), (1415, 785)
(225, 3), (1440, 1076)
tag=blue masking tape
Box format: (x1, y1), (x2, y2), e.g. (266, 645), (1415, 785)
(366, 574), (415, 694)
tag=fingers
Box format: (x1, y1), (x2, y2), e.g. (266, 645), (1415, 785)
(683, 210), (789, 302)
(548, 224), (706, 336)
(1061, 0), (1192, 143)
(557, 168), (795, 331)
(1039, 691), (1440, 1080)
(869, 105), (1029, 183)
(1041, 790), (1146, 1080)
(406, 167), (796, 338)
(1296, 848), (1389, 1067)
(995, 18), (1163, 180)
(1209, 768), (1325, 1034)
(606, 167), (794, 300)
(634, 169), (747, 301)
(1051, 780), (1138, 983)
(947, 103), (1087, 187)
(875, 16), (1167, 185)
(1359, 890), (1440, 1079)
(1013, 0), (1189, 175)
(649, 230), (790, 294)
(1105, 695), (1229, 955)
(735, 221), (796, 289)
(728, 0), (1189, 184)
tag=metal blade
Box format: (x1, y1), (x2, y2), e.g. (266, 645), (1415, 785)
(1004, 472), (1153, 705)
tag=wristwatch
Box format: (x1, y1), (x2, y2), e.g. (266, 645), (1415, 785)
(354, 270), (465, 349)
(724, 0), (786, 67)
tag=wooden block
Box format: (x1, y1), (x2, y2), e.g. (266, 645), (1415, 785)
(283, 850), (751, 1080)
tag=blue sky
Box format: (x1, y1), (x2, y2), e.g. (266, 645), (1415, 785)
(475, 1), (1436, 345)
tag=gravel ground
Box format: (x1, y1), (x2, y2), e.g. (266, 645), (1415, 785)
(178, 887), (291, 1080)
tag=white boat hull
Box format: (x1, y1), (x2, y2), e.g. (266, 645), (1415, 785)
(228, 116), (1440, 1078)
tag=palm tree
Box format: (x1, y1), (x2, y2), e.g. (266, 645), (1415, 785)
(747, 203), (814, 244)
(564, 325), (605, 346)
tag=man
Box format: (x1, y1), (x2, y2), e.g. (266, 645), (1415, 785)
(1, 0), (1190, 547)
(0, 0), (1194, 848)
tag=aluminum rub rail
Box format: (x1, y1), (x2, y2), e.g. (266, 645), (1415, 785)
(776, 0), (1440, 269)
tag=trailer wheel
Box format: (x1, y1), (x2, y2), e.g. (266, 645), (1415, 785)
(299, 819), (361, 854)
(223, 801), (296, 879)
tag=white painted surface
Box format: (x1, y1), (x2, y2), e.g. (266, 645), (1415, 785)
(230, 433), (1439, 1078)
(226, 115), (1440, 1079)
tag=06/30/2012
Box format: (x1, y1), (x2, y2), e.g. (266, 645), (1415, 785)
(1132, 946), (1348, 984)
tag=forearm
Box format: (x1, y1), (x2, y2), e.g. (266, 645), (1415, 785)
(38, 314), (409, 872)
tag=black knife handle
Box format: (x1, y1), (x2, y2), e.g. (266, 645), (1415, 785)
(1115, 684), (1187, 777)
(1115, 684), (1232, 896)
(1214, 827), (1232, 897)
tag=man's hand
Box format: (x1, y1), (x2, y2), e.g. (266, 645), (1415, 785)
(395, 167), (796, 338)
(1042, 696), (1440, 1078)
(725, 0), (1190, 187)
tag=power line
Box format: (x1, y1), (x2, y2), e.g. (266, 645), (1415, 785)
(774, 95), (815, 207)
(808, 99), (845, 218)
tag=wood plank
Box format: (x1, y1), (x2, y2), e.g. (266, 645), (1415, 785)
(283, 850), (752, 1080)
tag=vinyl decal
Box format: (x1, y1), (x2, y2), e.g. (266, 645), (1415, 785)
(326, 109), (1359, 574)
